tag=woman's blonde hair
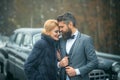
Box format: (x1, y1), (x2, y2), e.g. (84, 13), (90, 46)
(42, 19), (58, 35)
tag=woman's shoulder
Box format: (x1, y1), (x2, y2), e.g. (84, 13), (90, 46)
(34, 39), (47, 49)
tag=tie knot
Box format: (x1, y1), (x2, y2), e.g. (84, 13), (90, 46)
(70, 35), (75, 39)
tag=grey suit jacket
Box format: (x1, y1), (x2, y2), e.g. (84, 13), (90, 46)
(59, 32), (98, 80)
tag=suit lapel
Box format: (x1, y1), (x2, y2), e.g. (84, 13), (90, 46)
(71, 32), (81, 58)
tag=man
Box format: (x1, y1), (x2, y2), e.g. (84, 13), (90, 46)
(57, 12), (98, 80)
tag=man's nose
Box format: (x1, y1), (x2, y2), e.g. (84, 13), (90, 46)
(60, 29), (62, 32)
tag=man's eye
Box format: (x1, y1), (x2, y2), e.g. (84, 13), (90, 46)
(60, 26), (63, 28)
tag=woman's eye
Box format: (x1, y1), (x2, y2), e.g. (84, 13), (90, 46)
(55, 30), (59, 33)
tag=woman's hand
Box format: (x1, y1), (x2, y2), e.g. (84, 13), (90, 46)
(59, 57), (69, 67)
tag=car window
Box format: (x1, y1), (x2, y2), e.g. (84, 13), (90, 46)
(23, 34), (32, 46)
(15, 33), (23, 45)
(33, 33), (41, 45)
(9, 32), (16, 43)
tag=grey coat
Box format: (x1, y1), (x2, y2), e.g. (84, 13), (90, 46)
(59, 32), (98, 80)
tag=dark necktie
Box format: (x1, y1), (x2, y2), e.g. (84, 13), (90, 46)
(70, 35), (75, 39)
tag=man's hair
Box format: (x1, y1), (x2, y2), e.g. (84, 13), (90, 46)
(56, 12), (76, 27)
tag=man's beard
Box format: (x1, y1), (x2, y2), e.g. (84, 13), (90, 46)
(62, 28), (72, 40)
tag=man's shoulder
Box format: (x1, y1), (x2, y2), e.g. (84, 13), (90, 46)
(80, 33), (92, 40)
(81, 33), (90, 38)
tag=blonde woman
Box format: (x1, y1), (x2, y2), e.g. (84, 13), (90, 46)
(24, 19), (59, 80)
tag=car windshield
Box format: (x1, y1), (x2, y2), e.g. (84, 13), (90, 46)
(33, 33), (41, 45)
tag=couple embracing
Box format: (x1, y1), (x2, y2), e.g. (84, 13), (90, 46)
(24, 12), (98, 80)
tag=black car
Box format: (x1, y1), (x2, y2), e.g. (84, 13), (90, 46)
(0, 28), (120, 80)
(0, 28), (43, 80)
(89, 51), (120, 80)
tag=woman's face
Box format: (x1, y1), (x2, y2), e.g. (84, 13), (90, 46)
(49, 26), (60, 41)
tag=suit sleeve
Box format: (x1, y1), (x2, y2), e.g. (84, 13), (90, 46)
(79, 36), (98, 77)
(24, 41), (45, 80)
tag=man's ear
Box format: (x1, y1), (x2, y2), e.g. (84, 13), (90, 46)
(69, 21), (73, 28)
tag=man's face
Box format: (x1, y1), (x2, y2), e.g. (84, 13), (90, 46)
(58, 21), (72, 39)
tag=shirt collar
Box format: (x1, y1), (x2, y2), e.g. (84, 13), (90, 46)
(72, 30), (78, 39)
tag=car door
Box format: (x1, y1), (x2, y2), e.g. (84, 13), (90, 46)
(14, 33), (32, 80)
(7, 32), (23, 79)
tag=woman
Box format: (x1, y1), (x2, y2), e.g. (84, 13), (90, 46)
(24, 19), (59, 80)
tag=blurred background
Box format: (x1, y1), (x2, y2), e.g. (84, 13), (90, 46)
(0, 0), (119, 54)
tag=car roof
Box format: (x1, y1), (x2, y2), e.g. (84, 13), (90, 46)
(14, 28), (43, 35)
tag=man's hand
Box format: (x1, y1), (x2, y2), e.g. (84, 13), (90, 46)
(59, 57), (68, 67)
(65, 66), (76, 77)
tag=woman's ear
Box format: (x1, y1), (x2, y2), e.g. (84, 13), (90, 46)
(46, 32), (50, 35)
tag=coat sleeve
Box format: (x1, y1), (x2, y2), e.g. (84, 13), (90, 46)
(24, 41), (45, 80)
(79, 36), (98, 77)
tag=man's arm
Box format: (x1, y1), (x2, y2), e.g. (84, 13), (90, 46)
(78, 36), (98, 77)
